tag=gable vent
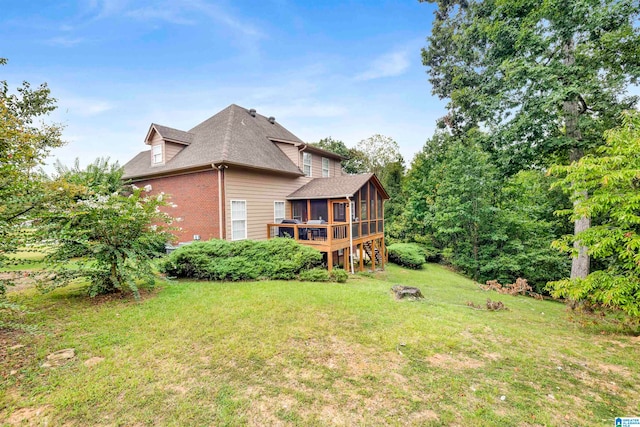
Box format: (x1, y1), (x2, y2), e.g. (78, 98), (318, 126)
(268, 116), (276, 124)
(249, 108), (256, 117)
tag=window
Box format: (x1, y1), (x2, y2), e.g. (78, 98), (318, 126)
(322, 157), (330, 177)
(231, 200), (246, 240)
(274, 201), (285, 223)
(152, 144), (163, 164)
(303, 152), (312, 177)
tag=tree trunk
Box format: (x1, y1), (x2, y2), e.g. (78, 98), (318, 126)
(564, 38), (590, 279)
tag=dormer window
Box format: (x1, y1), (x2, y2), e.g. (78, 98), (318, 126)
(322, 157), (330, 177)
(152, 144), (163, 165)
(303, 152), (312, 177)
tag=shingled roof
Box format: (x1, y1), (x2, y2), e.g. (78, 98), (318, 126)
(150, 124), (194, 145)
(123, 104), (306, 179)
(287, 173), (390, 200)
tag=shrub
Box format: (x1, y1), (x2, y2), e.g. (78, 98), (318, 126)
(300, 268), (330, 282)
(161, 238), (323, 281)
(329, 269), (349, 283)
(387, 243), (425, 269)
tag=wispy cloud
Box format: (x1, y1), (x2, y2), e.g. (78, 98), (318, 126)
(45, 36), (86, 47)
(123, 0), (264, 38)
(355, 49), (411, 81)
(125, 7), (196, 26)
(188, 0), (264, 38)
(81, 0), (130, 20)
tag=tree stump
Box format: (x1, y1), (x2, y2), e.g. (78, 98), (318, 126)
(391, 285), (424, 300)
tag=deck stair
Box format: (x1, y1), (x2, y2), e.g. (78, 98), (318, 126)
(363, 241), (383, 265)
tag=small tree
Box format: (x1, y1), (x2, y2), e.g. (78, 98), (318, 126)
(549, 111), (640, 319)
(38, 184), (176, 298)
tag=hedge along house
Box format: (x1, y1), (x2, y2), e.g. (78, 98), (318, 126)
(122, 104), (390, 272)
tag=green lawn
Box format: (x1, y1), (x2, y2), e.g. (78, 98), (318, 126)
(1, 250), (48, 272)
(2, 264), (639, 426)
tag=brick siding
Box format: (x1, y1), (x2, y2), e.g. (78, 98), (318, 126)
(136, 170), (220, 243)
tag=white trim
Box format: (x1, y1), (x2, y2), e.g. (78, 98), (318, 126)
(230, 199), (247, 241)
(303, 152), (312, 177)
(274, 201), (285, 223)
(322, 157), (330, 177)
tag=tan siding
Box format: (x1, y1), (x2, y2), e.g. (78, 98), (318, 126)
(319, 156), (342, 177)
(274, 142), (300, 168)
(165, 142), (183, 162)
(225, 168), (311, 240)
(333, 158), (343, 176)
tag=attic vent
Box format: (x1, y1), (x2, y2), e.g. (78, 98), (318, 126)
(249, 108), (256, 117)
(268, 116), (276, 124)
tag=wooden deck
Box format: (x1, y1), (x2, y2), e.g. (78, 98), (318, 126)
(266, 220), (386, 271)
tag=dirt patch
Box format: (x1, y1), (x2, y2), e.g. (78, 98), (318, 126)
(0, 271), (41, 293)
(597, 362), (632, 377)
(163, 384), (189, 395)
(83, 356), (105, 368)
(426, 353), (485, 370)
(292, 336), (405, 377)
(0, 329), (36, 378)
(5, 405), (52, 426)
(408, 409), (439, 423)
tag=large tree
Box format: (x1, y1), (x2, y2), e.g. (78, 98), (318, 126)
(0, 59), (65, 287)
(311, 137), (367, 174)
(422, 0), (640, 278)
(549, 111), (640, 319)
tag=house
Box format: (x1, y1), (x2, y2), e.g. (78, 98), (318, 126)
(122, 104), (389, 271)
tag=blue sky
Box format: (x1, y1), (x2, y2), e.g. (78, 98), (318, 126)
(1, 0), (445, 170)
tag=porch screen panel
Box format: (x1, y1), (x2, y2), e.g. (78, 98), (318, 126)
(310, 200), (328, 221)
(369, 182), (376, 220)
(292, 201), (308, 222)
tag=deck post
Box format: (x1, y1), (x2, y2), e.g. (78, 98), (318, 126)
(344, 246), (350, 271)
(371, 238), (376, 271)
(380, 237), (385, 270)
(327, 250), (333, 271)
(267, 224), (270, 240)
(359, 243), (364, 272)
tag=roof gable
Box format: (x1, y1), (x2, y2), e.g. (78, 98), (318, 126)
(124, 104), (310, 180)
(145, 124), (194, 145)
(287, 173), (390, 200)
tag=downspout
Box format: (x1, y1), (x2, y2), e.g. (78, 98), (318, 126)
(347, 195), (354, 274)
(216, 164), (225, 239)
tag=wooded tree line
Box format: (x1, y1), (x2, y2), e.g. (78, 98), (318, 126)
(319, 0), (640, 318)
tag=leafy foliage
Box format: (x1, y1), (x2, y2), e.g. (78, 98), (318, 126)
(300, 268), (331, 282)
(50, 157), (124, 194)
(422, 0), (640, 173)
(311, 137), (368, 174)
(0, 58), (65, 323)
(37, 184), (175, 297)
(387, 243), (426, 269)
(329, 269), (349, 283)
(400, 132), (569, 290)
(354, 134), (403, 184)
(548, 111), (640, 319)
(162, 238), (323, 281)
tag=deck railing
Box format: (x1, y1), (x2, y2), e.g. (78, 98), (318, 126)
(266, 220), (383, 249)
